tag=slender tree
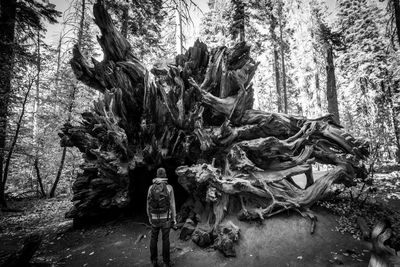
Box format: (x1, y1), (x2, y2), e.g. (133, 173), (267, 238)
(175, 0), (184, 54)
(3, 78), (34, 189)
(32, 30), (46, 197)
(0, 0), (17, 208)
(230, 0), (246, 42)
(50, 0), (86, 198)
(325, 45), (339, 123)
(278, 0), (287, 113)
(268, 2), (283, 113)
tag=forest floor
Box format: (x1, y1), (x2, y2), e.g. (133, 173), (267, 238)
(0, 167), (399, 267)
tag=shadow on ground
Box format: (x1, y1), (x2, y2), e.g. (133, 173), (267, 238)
(10, 208), (369, 267)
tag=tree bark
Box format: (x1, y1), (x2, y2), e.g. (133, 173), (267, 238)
(34, 158), (46, 197)
(0, 0), (17, 208)
(175, 0), (183, 54)
(32, 30), (45, 196)
(326, 45), (340, 124)
(314, 59), (322, 113)
(386, 82), (400, 162)
(269, 12), (282, 113)
(278, 1), (287, 114)
(77, 0), (86, 49)
(393, 0), (400, 45)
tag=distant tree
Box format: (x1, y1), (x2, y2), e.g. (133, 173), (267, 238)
(311, 3), (342, 124)
(267, 1), (283, 113)
(230, 0), (246, 42)
(278, 0), (287, 114)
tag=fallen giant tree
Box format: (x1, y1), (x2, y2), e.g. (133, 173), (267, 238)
(60, 0), (369, 249)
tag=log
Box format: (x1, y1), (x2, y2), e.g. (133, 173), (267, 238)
(368, 220), (400, 267)
(61, 0), (370, 255)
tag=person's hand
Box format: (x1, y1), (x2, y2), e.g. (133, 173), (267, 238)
(171, 219), (177, 230)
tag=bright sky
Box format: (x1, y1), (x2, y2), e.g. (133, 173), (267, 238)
(44, 0), (342, 48)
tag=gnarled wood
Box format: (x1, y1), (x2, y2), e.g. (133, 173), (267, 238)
(61, 0), (370, 254)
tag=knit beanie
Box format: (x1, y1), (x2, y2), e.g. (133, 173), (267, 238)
(156, 167), (167, 178)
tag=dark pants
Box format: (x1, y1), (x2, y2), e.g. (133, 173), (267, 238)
(150, 219), (170, 264)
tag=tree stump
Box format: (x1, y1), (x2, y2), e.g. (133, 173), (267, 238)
(61, 0), (370, 253)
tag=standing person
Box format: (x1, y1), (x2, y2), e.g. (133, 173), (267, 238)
(147, 167), (176, 267)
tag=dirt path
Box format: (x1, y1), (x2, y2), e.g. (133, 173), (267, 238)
(23, 208), (369, 267)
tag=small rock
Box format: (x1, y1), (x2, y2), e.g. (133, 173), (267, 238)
(329, 256), (344, 265)
(180, 219), (196, 241)
(192, 227), (212, 247)
(297, 256), (303, 260)
(214, 221), (240, 257)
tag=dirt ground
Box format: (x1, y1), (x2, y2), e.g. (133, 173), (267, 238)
(3, 169), (399, 266)
(1, 208), (371, 267)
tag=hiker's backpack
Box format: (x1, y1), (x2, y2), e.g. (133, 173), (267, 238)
(148, 182), (170, 215)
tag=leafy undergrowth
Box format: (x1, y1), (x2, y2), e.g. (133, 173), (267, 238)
(0, 197), (72, 237)
(318, 170), (400, 251)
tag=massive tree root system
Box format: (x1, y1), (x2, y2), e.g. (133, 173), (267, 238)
(60, 0), (369, 254)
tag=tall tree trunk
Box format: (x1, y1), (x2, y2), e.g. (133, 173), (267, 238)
(121, 5), (129, 39)
(326, 45), (340, 124)
(175, 0), (183, 55)
(393, 0), (400, 44)
(50, 34), (66, 198)
(0, 0), (17, 208)
(33, 31), (45, 197)
(34, 158), (45, 197)
(278, 3), (287, 114)
(231, 0), (245, 42)
(78, 0), (86, 50)
(3, 79), (34, 191)
(314, 59), (322, 114)
(270, 12), (282, 113)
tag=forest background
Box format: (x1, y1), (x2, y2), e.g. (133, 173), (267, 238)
(1, 0), (399, 203)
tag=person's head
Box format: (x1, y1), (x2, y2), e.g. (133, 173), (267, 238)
(156, 167), (167, 178)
